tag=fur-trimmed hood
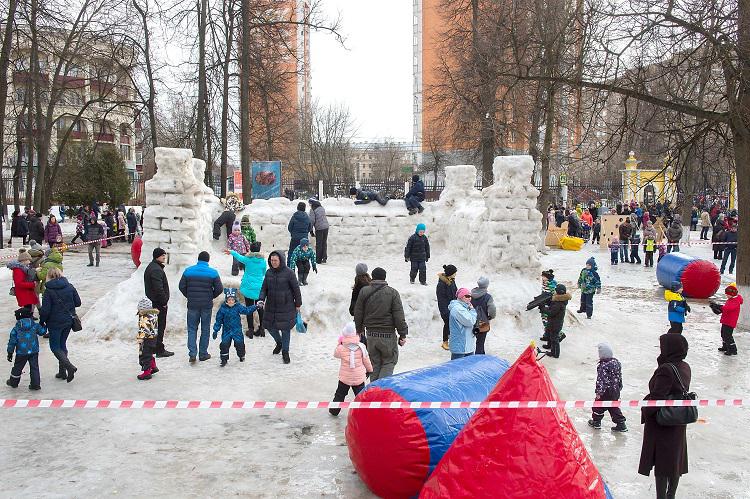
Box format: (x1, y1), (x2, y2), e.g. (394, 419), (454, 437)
(552, 293), (572, 302)
(438, 273), (455, 285)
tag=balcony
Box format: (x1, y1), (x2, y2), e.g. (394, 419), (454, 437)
(95, 132), (115, 142)
(70, 130), (85, 140)
(120, 135), (131, 145)
(54, 75), (86, 88)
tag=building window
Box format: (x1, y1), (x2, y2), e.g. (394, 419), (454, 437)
(120, 144), (131, 160)
(15, 87), (25, 103)
(136, 150), (143, 165)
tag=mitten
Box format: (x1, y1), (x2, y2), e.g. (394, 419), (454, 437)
(596, 288), (601, 294)
(405, 258), (409, 262)
(7, 352), (12, 362)
(212, 330), (218, 340)
(313, 268), (318, 273)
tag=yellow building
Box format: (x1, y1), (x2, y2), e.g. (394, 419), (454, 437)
(620, 151), (676, 205)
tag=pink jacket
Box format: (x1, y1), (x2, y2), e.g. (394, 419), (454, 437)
(334, 336), (373, 386)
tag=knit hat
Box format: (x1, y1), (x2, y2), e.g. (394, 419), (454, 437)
(477, 276), (490, 289)
(372, 267), (387, 280)
(456, 287), (471, 299)
(241, 215), (250, 223)
(556, 284), (567, 295)
(412, 175), (420, 182)
(443, 264), (457, 277)
(137, 297), (153, 311)
(250, 241), (261, 252)
(224, 288), (238, 301)
(17, 250), (31, 263)
(355, 263), (368, 276)
(342, 321), (357, 337)
(671, 282), (682, 292)
(416, 223), (426, 233)
(232, 220), (241, 231)
(14, 307), (33, 320)
(153, 247), (166, 259)
(586, 257), (597, 269)
(198, 251), (210, 262)
(726, 283), (739, 297)
(297, 202), (306, 211)
(349, 187), (358, 196)
(598, 342), (613, 360)
(542, 269), (554, 279)
(300, 238), (309, 246)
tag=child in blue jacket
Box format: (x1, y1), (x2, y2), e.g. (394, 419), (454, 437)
(665, 282), (690, 334)
(289, 238), (317, 286)
(577, 257), (602, 319)
(6, 307), (46, 390)
(213, 288), (258, 366)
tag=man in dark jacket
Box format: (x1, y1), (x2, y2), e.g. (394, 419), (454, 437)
(405, 175), (426, 215)
(258, 250), (302, 364)
(213, 210), (236, 240)
(541, 284), (571, 359)
(720, 226), (738, 275)
(618, 219), (633, 263)
(85, 216), (105, 267)
(350, 187), (389, 206)
(308, 198), (329, 264)
(436, 264), (458, 350)
(126, 209), (138, 243)
(179, 251), (223, 362)
(405, 223), (430, 285)
(144, 247), (174, 357)
(354, 267), (408, 381)
(28, 213), (45, 245)
(566, 212), (581, 237)
(287, 202), (312, 265)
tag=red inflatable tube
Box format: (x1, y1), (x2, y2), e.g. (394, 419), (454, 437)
(681, 259), (720, 299)
(131, 235), (143, 268)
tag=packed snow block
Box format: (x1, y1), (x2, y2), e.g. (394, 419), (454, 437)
(656, 252), (721, 299)
(420, 345), (613, 499)
(143, 217), (162, 231)
(346, 355), (510, 499)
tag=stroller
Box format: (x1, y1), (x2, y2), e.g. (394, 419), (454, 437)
(580, 221), (591, 241)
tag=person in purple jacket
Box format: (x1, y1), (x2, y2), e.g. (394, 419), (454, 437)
(44, 215), (63, 246)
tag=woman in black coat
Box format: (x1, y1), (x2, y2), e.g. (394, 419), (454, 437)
(258, 250), (302, 365)
(8, 210), (29, 246)
(39, 268), (82, 382)
(435, 264), (458, 350)
(639, 333), (691, 499)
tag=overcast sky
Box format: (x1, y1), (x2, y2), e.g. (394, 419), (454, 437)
(310, 0), (413, 143)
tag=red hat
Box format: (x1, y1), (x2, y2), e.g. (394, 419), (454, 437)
(726, 283), (738, 297)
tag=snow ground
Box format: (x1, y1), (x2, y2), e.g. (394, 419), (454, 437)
(0, 235), (748, 498)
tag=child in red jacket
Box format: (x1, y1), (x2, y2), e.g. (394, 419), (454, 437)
(710, 283), (743, 356)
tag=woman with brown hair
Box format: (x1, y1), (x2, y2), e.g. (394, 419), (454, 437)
(349, 263), (372, 317)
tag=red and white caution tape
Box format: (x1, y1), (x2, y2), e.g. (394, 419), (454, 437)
(0, 399), (745, 410)
(0, 230), (141, 262)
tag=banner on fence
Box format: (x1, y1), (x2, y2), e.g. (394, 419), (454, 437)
(251, 161), (282, 200)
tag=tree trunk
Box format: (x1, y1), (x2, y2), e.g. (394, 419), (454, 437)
(0, 0), (19, 213)
(539, 82), (556, 209)
(239, 0), (252, 200)
(195, 0), (207, 162)
(261, 89), (274, 160)
(204, 95), (213, 187)
(133, 0), (158, 151)
(734, 0), (749, 289)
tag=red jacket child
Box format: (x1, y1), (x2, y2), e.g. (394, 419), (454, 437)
(8, 252), (39, 307)
(720, 284), (743, 328)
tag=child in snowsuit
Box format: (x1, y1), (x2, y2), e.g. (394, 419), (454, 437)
(471, 277), (496, 355)
(228, 241), (266, 338)
(629, 231), (642, 264)
(6, 307), (46, 390)
(665, 282), (690, 334)
(71, 215), (84, 244)
(212, 288), (258, 366)
(577, 257), (601, 319)
(405, 223), (430, 285)
(240, 215), (257, 244)
(608, 238), (619, 265)
(591, 218), (601, 244)
(711, 283), (743, 356)
(227, 221), (250, 276)
(289, 238), (317, 286)
(588, 343), (627, 432)
(539, 269), (557, 342)
(136, 297), (160, 380)
(657, 242), (667, 262)
(541, 284), (571, 359)
(644, 233), (656, 268)
(330, 322), (373, 416)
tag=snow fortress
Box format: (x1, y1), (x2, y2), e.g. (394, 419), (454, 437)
(83, 148), (543, 339)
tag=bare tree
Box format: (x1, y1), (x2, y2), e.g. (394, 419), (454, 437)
(301, 100), (356, 185)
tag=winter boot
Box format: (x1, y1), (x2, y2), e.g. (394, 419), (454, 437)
(282, 351), (290, 364)
(408, 208), (417, 215)
(189, 356), (196, 363)
(220, 357), (228, 367)
(6, 375), (20, 388)
(587, 419), (601, 429)
(254, 328), (265, 337)
(718, 344), (727, 352)
(417, 206), (424, 214)
(29, 384), (41, 390)
(53, 351), (77, 383)
(611, 422), (628, 432)
(239, 356), (245, 362)
(724, 343), (738, 356)
(55, 361), (67, 380)
(199, 354), (212, 361)
(150, 358), (159, 374)
(273, 343), (282, 355)
(441, 341), (449, 351)
(245, 330), (254, 339)
(137, 369), (152, 380)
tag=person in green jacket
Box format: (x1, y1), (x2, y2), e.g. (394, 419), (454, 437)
(226, 241), (266, 338)
(37, 247), (64, 295)
(240, 215), (257, 243)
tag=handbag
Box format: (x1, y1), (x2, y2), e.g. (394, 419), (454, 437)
(295, 312), (307, 334)
(48, 288), (83, 332)
(477, 321), (490, 333)
(655, 363), (698, 426)
(9, 286), (15, 296)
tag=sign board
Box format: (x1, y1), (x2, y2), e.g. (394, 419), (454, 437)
(559, 173), (568, 186)
(251, 161), (282, 199)
(232, 170), (243, 200)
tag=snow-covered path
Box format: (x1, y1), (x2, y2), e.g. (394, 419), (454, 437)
(0, 238), (748, 497)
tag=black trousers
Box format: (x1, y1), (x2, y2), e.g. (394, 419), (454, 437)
(156, 304), (168, 352)
(231, 258), (245, 276)
(8, 353), (40, 388)
(655, 474), (680, 499)
(645, 251), (654, 267)
(630, 248), (642, 264)
(315, 228), (328, 263)
(297, 259), (311, 284)
(329, 381), (365, 416)
(545, 327), (561, 358)
(475, 331), (487, 354)
(592, 232), (600, 244)
(410, 260), (427, 284)
(220, 337), (246, 361)
(245, 297), (264, 333)
(591, 393), (626, 423)
(700, 226), (710, 239)
(138, 338), (157, 370)
(440, 313), (450, 342)
(668, 321), (683, 334)
(721, 324), (737, 353)
(70, 233), (83, 244)
(8, 235), (28, 245)
(288, 238), (302, 265)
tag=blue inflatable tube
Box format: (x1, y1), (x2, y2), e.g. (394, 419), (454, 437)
(345, 355), (510, 498)
(656, 252), (721, 298)
(656, 252), (692, 289)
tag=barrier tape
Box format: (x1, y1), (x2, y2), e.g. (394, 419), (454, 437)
(0, 398), (745, 410)
(0, 230), (141, 261)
